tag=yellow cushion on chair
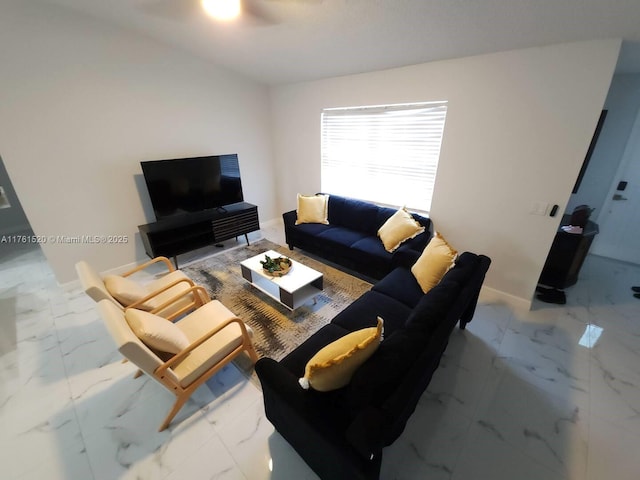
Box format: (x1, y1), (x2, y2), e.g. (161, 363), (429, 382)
(299, 317), (383, 392)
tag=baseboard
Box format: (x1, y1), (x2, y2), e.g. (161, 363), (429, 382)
(479, 285), (532, 311)
(260, 217), (283, 229)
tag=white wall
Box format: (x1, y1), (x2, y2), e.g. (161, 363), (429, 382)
(567, 73), (640, 214)
(270, 39), (621, 306)
(0, 1), (276, 283)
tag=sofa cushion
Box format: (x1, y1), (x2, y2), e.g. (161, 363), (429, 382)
(296, 194), (329, 225)
(350, 236), (393, 269)
(331, 290), (412, 337)
(317, 226), (368, 248)
(411, 232), (457, 293)
(292, 222), (335, 237)
(328, 195), (380, 233)
(404, 279), (461, 334)
(377, 208), (425, 253)
(371, 267), (425, 309)
(348, 328), (425, 411)
(299, 318), (384, 392)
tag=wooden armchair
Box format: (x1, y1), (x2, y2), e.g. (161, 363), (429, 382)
(96, 285), (258, 431)
(76, 257), (208, 320)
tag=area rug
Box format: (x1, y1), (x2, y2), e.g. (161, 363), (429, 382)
(182, 239), (373, 367)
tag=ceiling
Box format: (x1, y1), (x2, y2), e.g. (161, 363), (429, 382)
(40, 0), (640, 85)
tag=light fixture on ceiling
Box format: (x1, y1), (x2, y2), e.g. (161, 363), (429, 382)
(201, 0), (241, 21)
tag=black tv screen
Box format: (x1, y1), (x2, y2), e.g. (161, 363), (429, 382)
(141, 154), (244, 220)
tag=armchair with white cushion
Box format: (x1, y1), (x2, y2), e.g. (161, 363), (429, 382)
(96, 284), (259, 431)
(76, 256), (207, 320)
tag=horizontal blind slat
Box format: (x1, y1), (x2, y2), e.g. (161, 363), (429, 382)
(321, 102), (447, 211)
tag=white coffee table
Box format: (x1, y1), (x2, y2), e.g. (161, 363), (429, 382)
(240, 250), (324, 310)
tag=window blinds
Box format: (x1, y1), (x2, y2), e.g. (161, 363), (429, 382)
(321, 102), (447, 212)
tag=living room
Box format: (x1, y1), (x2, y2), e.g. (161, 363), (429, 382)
(0, 0), (628, 308)
(2, 1), (640, 479)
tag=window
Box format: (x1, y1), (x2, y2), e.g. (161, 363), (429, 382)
(321, 101), (447, 212)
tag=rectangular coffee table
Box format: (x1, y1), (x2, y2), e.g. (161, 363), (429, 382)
(240, 250), (324, 310)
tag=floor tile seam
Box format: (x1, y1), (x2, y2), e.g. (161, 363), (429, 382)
(212, 399), (265, 479)
(53, 289), (98, 480)
(467, 341), (591, 478)
(206, 387), (262, 437)
(589, 410), (640, 440)
(161, 417), (249, 480)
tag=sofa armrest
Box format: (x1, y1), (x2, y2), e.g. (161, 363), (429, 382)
(282, 210), (298, 249)
(283, 209), (297, 227)
(345, 406), (385, 461)
(255, 357), (307, 405)
(256, 358), (382, 480)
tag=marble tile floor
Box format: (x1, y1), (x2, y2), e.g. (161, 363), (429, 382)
(1, 227), (640, 480)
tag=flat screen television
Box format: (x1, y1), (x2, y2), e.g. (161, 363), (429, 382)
(141, 154), (244, 221)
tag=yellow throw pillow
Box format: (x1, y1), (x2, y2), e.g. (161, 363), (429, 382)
(377, 207), (425, 252)
(299, 317), (383, 392)
(125, 308), (190, 354)
(411, 232), (457, 293)
(295, 194), (329, 225)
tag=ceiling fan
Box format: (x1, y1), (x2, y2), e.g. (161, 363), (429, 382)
(140, 0), (322, 25)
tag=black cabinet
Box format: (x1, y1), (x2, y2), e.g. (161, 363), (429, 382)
(138, 202), (259, 265)
(538, 214), (598, 289)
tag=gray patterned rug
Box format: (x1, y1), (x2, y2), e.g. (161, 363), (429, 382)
(182, 239), (372, 367)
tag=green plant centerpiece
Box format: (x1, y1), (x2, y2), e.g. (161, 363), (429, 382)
(261, 254), (292, 277)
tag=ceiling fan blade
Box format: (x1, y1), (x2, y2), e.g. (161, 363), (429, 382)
(243, 0), (280, 25)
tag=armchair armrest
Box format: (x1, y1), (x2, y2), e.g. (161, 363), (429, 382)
(123, 256), (175, 277)
(128, 284), (211, 321)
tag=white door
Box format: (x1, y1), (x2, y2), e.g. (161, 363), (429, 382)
(591, 108), (640, 265)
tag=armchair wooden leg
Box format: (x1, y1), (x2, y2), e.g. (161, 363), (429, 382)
(133, 369), (144, 379)
(246, 343), (259, 364)
(159, 393), (190, 432)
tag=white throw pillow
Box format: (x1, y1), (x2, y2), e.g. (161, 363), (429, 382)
(125, 309), (190, 354)
(104, 274), (149, 306)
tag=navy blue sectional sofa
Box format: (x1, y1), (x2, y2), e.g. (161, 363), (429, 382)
(256, 234), (491, 480)
(283, 194), (432, 280)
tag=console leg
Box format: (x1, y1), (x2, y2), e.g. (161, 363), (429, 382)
(245, 233), (250, 245)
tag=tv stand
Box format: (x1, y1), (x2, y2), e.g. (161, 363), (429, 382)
(138, 202), (259, 267)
